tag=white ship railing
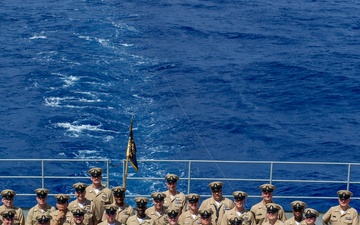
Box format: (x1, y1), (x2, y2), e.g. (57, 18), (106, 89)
(1, 158), (360, 213)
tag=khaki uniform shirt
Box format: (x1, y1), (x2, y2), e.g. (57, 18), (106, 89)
(50, 210), (73, 225)
(221, 208), (256, 225)
(68, 199), (98, 225)
(145, 206), (168, 225)
(98, 220), (121, 225)
(101, 204), (134, 225)
(250, 202), (286, 225)
(163, 190), (186, 212)
(126, 215), (155, 225)
(261, 220), (285, 225)
(199, 197), (234, 225)
(178, 211), (200, 225)
(323, 206), (359, 225)
(284, 217), (304, 225)
(0, 205), (25, 225)
(85, 184), (114, 221)
(26, 204), (56, 225)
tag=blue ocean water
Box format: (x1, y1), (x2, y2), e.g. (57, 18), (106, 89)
(1, 0), (360, 212)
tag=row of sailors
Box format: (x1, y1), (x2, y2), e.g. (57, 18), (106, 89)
(0, 168), (358, 225)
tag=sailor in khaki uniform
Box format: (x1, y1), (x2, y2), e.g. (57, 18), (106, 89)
(284, 201), (306, 225)
(250, 184), (286, 225)
(300, 208), (319, 225)
(126, 197), (154, 225)
(36, 214), (52, 225)
(85, 168), (113, 222)
(260, 204), (284, 225)
(221, 191), (255, 225)
(166, 207), (180, 225)
(199, 182), (234, 225)
(1, 209), (17, 225)
(322, 190), (359, 225)
(146, 193), (168, 225)
(163, 174), (186, 213)
(98, 205), (121, 225)
(50, 194), (72, 225)
(0, 190), (25, 225)
(69, 209), (86, 225)
(199, 209), (213, 225)
(101, 187), (134, 224)
(178, 194), (201, 225)
(68, 183), (98, 225)
(26, 188), (56, 225)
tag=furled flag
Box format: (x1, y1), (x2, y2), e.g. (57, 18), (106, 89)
(126, 117), (138, 171)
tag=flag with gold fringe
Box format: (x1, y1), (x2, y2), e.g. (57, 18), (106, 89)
(126, 117), (138, 171)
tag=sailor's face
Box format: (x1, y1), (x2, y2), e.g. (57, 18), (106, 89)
(234, 198), (245, 208)
(266, 211), (278, 220)
(262, 191), (273, 201)
(36, 196), (47, 204)
(212, 189), (222, 201)
(166, 181), (177, 192)
(305, 216), (316, 225)
(200, 216), (211, 225)
(338, 197), (350, 207)
(2, 217), (14, 225)
(91, 175), (102, 184)
(2, 197), (14, 207)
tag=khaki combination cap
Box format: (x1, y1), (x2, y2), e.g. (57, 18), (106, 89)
(166, 207), (180, 218)
(104, 204), (119, 213)
(88, 167), (103, 176)
(72, 182), (88, 190)
(54, 194), (70, 202)
(112, 186), (126, 193)
(134, 197), (149, 207)
(35, 188), (50, 195)
(1, 209), (16, 219)
(1, 189), (16, 198)
(186, 193), (201, 202)
(165, 174), (179, 182)
(266, 203), (281, 213)
(71, 208), (86, 215)
(199, 208), (213, 218)
(304, 208), (319, 218)
(259, 184), (276, 192)
(229, 215), (243, 225)
(290, 200), (307, 210)
(337, 190), (353, 199)
(208, 181), (224, 191)
(151, 192), (166, 200)
(36, 214), (52, 223)
(232, 191), (248, 199)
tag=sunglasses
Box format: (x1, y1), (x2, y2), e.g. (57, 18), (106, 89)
(75, 189), (86, 193)
(57, 200), (68, 204)
(73, 214), (84, 218)
(38, 219), (50, 224)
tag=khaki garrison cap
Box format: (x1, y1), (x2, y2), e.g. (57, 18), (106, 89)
(260, 184), (276, 192)
(166, 207), (180, 218)
(186, 193), (201, 202)
(232, 191), (248, 200)
(73, 182), (88, 190)
(71, 208), (86, 216)
(36, 214), (52, 223)
(151, 192), (166, 200)
(304, 208), (319, 218)
(208, 181), (224, 191)
(199, 208), (213, 218)
(165, 174), (179, 182)
(266, 203), (280, 213)
(1, 189), (16, 198)
(229, 215), (243, 225)
(337, 190), (353, 200)
(290, 200), (307, 210)
(88, 167), (103, 176)
(134, 197), (149, 207)
(1, 209), (16, 219)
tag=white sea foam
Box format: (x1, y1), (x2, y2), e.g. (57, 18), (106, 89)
(29, 35), (47, 40)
